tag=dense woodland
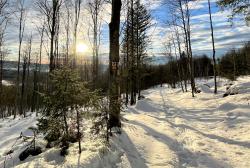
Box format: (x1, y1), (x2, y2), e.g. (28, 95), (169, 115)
(0, 0), (249, 156)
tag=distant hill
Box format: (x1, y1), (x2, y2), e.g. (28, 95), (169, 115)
(2, 61), (49, 82)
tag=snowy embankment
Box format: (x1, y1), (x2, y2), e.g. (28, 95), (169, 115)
(0, 76), (250, 168)
(2, 80), (13, 86)
(0, 113), (120, 168)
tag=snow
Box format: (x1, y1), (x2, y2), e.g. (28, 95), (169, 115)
(120, 76), (250, 168)
(2, 80), (13, 86)
(0, 113), (38, 168)
(0, 76), (250, 167)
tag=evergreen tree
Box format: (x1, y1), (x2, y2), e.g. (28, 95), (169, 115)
(121, 0), (151, 105)
(38, 67), (103, 153)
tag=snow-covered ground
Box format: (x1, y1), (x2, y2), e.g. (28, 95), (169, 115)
(2, 80), (13, 86)
(119, 76), (250, 168)
(0, 76), (250, 168)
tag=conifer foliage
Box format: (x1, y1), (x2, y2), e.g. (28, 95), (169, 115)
(38, 67), (104, 154)
(121, 0), (151, 106)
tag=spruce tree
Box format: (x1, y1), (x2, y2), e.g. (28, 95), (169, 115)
(38, 67), (103, 153)
(121, 0), (151, 105)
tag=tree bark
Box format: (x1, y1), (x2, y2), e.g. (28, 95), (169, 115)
(108, 0), (122, 129)
(208, 0), (217, 93)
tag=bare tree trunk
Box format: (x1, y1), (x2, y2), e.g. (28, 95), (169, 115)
(208, 0), (217, 93)
(26, 34), (32, 86)
(38, 23), (45, 90)
(20, 57), (27, 117)
(125, 1), (130, 106)
(0, 25), (6, 98)
(76, 108), (81, 153)
(73, 0), (81, 68)
(185, 1), (195, 97)
(0, 52), (2, 95)
(172, 35), (184, 92)
(88, 0), (103, 87)
(0, 0), (8, 107)
(233, 52), (236, 80)
(178, 0), (195, 96)
(31, 53), (38, 113)
(50, 26), (55, 71)
(16, 0), (26, 117)
(130, 0), (136, 105)
(109, 0), (122, 129)
(65, 2), (71, 65)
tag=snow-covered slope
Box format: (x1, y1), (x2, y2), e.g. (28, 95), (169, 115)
(0, 113), (38, 167)
(120, 76), (250, 168)
(0, 76), (249, 168)
(2, 80), (13, 86)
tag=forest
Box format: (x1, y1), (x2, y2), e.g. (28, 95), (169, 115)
(0, 0), (250, 168)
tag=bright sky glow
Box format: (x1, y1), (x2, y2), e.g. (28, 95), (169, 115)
(76, 43), (89, 54)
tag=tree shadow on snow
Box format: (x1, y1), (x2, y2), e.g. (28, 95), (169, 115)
(148, 115), (250, 149)
(129, 120), (232, 168)
(135, 100), (163, 113)
(116, 130), (148, 168)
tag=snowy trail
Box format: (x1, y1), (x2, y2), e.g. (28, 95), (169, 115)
(121, 77), (250, 168)
(0, 77), (249, 168)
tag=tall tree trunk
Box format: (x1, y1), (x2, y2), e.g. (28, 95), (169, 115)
(109, 0), (122, 129)
(233, 52), (236, 80)
(20, 58), (27, 117)
(38, 24), (45, 97)
(76, 108), (81, 153)
(125, 0), (130, 106)
(179, 0), (192, 94)
(130, 0), (136, 105)
(26, 35), (32, 88)
(208, 0), (217, 94)
(31, 54), (38, 113)
(185, 1), (195, 97)
(16, 3), (26, 117)
(50, 29), (55, 71)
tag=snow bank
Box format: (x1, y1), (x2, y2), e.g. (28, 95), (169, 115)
(2, 80), (13, 86)
(0, 114), (122, 168)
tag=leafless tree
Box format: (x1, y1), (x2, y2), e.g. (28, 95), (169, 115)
(72, 0), (82, 68)
(36, 0), (62, 72)
(0, 0), (9, 96)
(20, 51), (28, 117)
(87, 0), (104, 87)
(16, 0), (26, 84)
(165, 0), (195, 97)
(64, 1), (72, 64)
(26, 33), (33, 85)
(184, 0), (195, 97)
(14, 0), (27, 116)
(208, 0), (217, 93)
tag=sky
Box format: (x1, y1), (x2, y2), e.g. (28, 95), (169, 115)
(3, 0), (250, 63)
(145, 0), (250, 57)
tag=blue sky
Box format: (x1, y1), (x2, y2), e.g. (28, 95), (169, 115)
(3, 0), (250, 62)
(145, 0), (250, 57)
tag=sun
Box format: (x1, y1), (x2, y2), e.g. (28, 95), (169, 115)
(76, 43), (88, 54)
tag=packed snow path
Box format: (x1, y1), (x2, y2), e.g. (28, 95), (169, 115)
(120, 77), (250, 168)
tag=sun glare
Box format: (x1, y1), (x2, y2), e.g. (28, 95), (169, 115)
(76, 43), (88, 54)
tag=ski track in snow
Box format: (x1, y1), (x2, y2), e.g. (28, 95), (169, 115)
(121, 77), (250, 168)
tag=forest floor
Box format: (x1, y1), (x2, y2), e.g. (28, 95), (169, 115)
(0, 76), (250, 168)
